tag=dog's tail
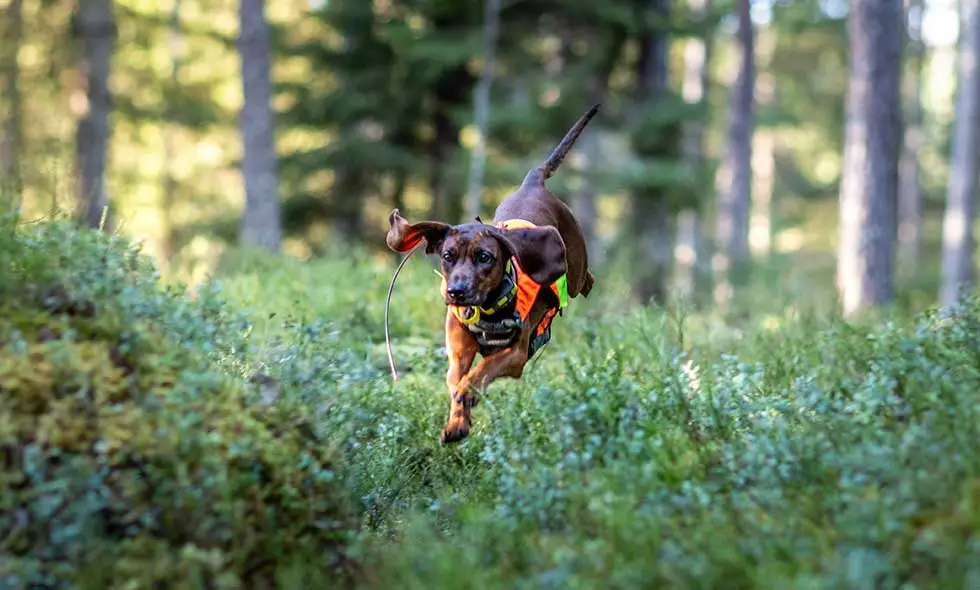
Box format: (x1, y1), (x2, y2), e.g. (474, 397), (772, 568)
(521, 103), (601, 188)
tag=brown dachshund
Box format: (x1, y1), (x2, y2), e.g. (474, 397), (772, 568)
(385, 105), (599, 443)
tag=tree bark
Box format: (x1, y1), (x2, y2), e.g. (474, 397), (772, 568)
(836, 0), (903, 316)
(714, 0), (755, 272)
(464, 0), (501, 223)
(898, 0), (925, 276)
(0, 0), (23, 202)
(939, 0), (980, 306)
(629, 0), (673, 305)
(675, 0), (713, 299)
(74, 0), (116, 229)
(238, 0), (281, 252)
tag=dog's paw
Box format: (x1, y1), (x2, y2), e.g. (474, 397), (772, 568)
(441, 421), (470, 444)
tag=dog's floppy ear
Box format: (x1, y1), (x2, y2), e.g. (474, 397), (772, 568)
(386, 209), (450, 254)
(494, 226), (567, 286)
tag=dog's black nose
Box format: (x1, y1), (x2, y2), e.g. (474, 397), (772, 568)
(446, 287), (467, 302)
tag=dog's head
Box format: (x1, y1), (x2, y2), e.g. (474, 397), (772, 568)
(385, 209), (567, 307)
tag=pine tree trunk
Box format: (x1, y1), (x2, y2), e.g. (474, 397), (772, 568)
(74, 0), (115, 230)
(0, 0), (23, 202)
(629, 0), (673, 305)
(238, 0), (281, 252)
(939, 0), (980, 306)
(675, 0), (712, 299)
(898, 0), (925, 276)
(836, 0), (903, 316)
(713, 0), (755, 302)
(464, 0), (500, 223)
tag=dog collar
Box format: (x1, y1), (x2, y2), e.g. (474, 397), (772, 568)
(443, 259), (519, 325)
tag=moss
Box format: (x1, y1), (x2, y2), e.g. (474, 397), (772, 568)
(0, 219), (356, 589)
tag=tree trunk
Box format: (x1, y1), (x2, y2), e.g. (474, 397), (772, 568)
(463, 0), (501, 223)
(74, 0), (116, 230)
(898, 0), (925, 277)
(675, 0), (712, 299)
(629, 0), (673, 305)
(160, 0), (182, 263)
(238, 0), (281, 252)
(713, 0), (755, 302)
(0, 0), (23, 203)
(836, 0), (903, 316)
(939, 0), (980, 306)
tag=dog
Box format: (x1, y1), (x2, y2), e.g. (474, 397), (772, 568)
(385, 104), (599, 444)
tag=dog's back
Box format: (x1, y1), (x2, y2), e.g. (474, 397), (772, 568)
(493, 105), (600, 299)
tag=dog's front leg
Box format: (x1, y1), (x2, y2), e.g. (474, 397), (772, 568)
(441, 343), (530, 444)
(443, 310), (478, 444)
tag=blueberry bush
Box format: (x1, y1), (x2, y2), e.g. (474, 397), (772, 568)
(4, 215), (980, 588)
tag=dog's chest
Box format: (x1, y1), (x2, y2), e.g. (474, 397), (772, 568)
(464, 310), (554, 360)
(465, 312), (522, 352)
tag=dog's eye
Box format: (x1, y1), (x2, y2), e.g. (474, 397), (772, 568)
(476, 251), (494, 265)
(442, 250), (455, 263)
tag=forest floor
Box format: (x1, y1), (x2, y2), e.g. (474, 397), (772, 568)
(4, 201), (979, 588)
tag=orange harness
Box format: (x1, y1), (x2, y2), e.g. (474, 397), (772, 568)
(497, 219), (564, 340)
(443, 219), (566, 357)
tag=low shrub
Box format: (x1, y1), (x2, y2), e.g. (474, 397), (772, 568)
(0, 217), (356, 589)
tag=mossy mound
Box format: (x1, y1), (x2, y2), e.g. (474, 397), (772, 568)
(0, 219), (356, 588)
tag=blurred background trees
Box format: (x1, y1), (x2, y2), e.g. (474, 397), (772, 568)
(2, 0), (978, 314)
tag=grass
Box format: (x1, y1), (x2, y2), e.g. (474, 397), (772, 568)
(5, 212), (980, 588)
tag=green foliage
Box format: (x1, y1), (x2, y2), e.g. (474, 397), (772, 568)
(203, 241), (980, 589)
(0, 217), (356, 588)
(4, 215), (980, 587)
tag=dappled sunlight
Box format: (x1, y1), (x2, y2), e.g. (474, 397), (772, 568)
(166, 233), (227, 288)
(773, 226), (806, 252)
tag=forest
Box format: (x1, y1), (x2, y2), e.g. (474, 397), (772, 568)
(3, 0), (980, 587)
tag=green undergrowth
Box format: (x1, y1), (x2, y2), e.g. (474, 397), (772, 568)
(213, 242), (980, 589)
(0, 216), (356, 589)
(5, 215), (980, 588)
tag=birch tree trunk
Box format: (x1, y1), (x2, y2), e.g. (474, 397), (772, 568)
(75, 0), (116, 229)
(939, 0), (980, 306)
(836, 0), (903, 316)
(713, 0), (755, 303)
(464, 0), (501, 223)
(238, 0), (282, 252)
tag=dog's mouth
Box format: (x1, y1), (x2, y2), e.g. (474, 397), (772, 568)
(444, 293), (485, 308)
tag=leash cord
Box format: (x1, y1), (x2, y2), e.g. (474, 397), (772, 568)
(384, 243), (422, 382)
